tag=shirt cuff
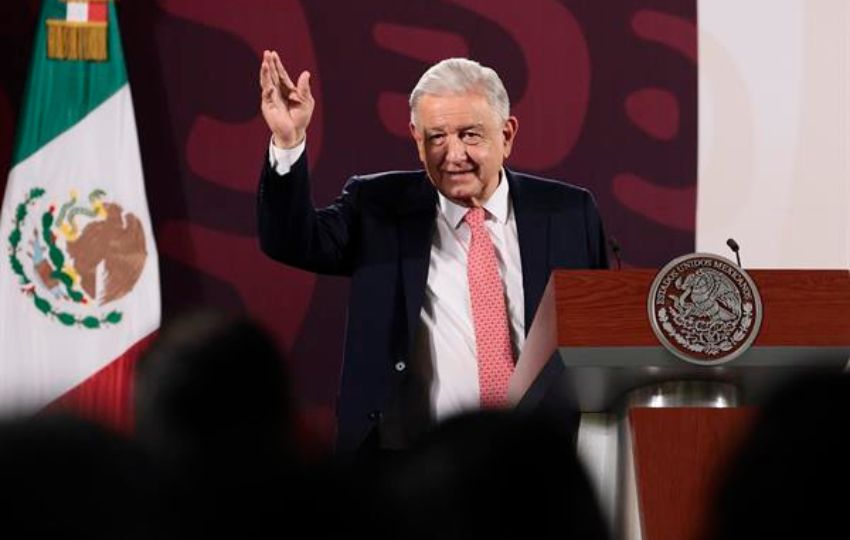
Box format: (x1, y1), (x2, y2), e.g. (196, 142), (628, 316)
(268, 137), (306, 176)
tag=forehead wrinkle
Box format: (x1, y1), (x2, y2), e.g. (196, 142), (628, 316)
(424, 122), (485, 135)
(417, 92), (492, 117)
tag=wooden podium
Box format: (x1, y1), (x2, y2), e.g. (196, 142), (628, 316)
(509, 269), (850, 540)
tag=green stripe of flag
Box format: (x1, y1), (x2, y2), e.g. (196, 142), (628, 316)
(12, 0), (127, 166)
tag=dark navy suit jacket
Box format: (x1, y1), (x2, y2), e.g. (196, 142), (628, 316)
(258, 151), (609, 453)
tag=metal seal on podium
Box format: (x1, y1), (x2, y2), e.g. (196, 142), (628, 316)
(648, 253), (763, 366)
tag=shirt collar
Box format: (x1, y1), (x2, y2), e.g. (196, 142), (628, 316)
(438, 169), (511, 229)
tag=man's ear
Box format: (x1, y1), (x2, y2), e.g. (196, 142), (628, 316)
(502, 116), (519, 158)
(410, 122), (426, 162)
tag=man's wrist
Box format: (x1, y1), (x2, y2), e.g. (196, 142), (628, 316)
(272, 132), (306, 150)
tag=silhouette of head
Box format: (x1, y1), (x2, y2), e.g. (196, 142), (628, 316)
(365, 410), (610, 540)
(707, 374), (850, 540)
(0, 414), (153, 539)
(135, 310), (294, 470)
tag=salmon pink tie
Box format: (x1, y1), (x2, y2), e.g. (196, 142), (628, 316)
(464, 207), (515, 408)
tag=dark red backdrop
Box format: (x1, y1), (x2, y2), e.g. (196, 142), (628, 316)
(1, 0), (696, 442)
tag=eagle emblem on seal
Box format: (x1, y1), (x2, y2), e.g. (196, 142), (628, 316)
(648, 253), (762, 365)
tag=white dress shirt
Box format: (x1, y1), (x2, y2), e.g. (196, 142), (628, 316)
(269, 139), (305, 175)
(269, 141), (525, 425)
(417, 177), (525, 421)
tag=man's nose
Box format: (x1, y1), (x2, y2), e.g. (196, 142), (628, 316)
(445, 135), (467, 163)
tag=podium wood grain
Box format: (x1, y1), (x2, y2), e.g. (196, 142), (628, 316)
(553, 269), (850, 347)
(630, 407), (757, 540)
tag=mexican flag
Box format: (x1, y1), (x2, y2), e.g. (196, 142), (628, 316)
(0, 0), (159, 424)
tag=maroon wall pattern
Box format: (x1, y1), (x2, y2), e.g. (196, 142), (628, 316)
(0, 1), (696, 438)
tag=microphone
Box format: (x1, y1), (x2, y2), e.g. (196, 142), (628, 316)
(726, 238), (741, 267)
(608, 236), (622, 270)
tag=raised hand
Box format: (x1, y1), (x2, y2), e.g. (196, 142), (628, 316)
(259, 50), (314, 148)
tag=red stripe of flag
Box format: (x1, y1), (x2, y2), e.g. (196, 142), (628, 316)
(45, 332), (157, 434)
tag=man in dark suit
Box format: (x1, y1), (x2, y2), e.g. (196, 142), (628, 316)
(257, 51), (608, 454)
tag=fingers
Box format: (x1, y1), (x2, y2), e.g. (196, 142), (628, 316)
(261, 50), (313, 107)
(271, 51), (297, 92)
(296, 71), (312, 101)
(259, 51), (271, 90)
(260, 50), (283, 101)
(275, 58), (310, 106)
(261, 84), (275, 104)
(259, 50), (290, 91)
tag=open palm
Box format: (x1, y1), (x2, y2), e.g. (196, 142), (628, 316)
(259, 50), (314, 148)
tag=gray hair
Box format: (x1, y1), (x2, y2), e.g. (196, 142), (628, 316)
(409, 57), (510, 127)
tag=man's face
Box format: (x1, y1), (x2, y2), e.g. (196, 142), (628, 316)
(410, 92), (518, 208)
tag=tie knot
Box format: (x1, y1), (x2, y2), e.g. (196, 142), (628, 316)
(464, 207), (486, 228)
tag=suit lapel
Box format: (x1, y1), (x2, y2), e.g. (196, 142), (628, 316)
(397, 170), (550, 347)
(508, 169), (550, 332)
(399, 176), (437, 353)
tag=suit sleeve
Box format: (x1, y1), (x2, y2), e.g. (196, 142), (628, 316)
(583, 190), (610, 270)
(257, 148), (358, 276)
